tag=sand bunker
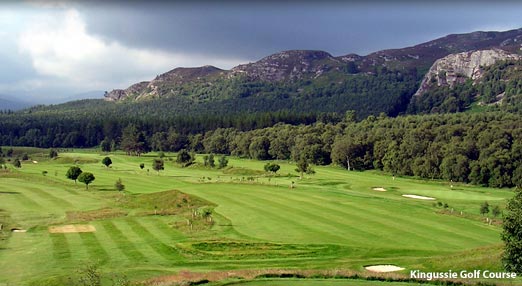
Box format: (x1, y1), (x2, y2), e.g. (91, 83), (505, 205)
(48, 224), (96, 233)
(365, 265), (405, 273)
(402, 194), (436, 200)
(372, 187), (387, 192)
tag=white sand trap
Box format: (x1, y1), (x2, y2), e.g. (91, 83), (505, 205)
(402, 194), (436, 200)
(12, 229), (27, 233)
(372, 187), (387, 192)
(32, 161), (38, 164)
(365, 265), (405, 273)
(48, 224), (96, 233)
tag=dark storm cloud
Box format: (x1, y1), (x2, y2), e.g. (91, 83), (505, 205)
(81, 1), (522, 61)
(5, 0), (522, 101)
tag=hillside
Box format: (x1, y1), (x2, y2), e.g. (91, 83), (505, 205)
(409, 52), (522, 113)
(4, 28), (522, 150)
(0, 96), (32, 111)
(104, 29), (522, 113)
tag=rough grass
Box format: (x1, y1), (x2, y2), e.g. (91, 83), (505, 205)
(66, 207), (128, 222)
(177, 240), (341, 260)
(221, 167), (266, 176)
(118, 189), (212, 216)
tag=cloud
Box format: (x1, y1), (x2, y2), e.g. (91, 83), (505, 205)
(17, 8), (245, 91)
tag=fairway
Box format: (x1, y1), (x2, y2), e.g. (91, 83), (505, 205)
(0, 150), (516, 285)
(213, 279), (424, 286)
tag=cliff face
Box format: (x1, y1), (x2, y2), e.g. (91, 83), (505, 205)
(415, 49), (521, 96)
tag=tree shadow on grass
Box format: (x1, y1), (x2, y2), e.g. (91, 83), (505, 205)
(0, 191), (20, 194)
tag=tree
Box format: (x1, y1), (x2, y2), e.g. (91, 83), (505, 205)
(199, 207), (213, 223)
(295, 158), (312, 178)
(13, 158), (21, 168)
(152, 159), (164, 174)
(100, 137), (112, 152)
(49, 149), (58, 158)
(139, 163), (145, 170)
(512, 165), (522, 188)
(502, 189), (522, 273)
(492, 205), (502, 218)
(176, 149), (194, 167)
(208, 154), (215, 168)
(264, 162), (280, 173)
(115, 178), (125, 192)
(102, 157), (112, 168)
(480, 201), (490, 216)
(249, 136), (271, 160)
(120, 124), (149, 156)
(218, 156), (228, 169)
(78, 172), (95, 190)
(66, 166), (83, 184)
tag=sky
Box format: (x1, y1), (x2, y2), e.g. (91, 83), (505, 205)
(2, 1), (522, 103)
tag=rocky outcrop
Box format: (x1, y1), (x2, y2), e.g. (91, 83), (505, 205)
(104, 51), (340, 101)
(415, 49), (521, 96)
(104, 66), (223, 101)
(104, 81), (149, 101)
(153, 65), (224, 84)
(231, 50), (339, 81)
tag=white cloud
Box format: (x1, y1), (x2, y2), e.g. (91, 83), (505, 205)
(17, 8), (245, 92)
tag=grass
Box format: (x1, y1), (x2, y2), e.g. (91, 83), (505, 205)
(211, 279), (424, 286)
(0, 149), (518, 285)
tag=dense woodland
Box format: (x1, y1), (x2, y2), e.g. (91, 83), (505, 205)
(3, 61), (522, 187)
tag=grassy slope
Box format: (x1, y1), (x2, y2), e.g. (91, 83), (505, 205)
(0, 150), (517, 285)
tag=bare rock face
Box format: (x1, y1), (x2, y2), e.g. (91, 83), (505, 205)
(415, 49), (521, 96)
(231, 50), (337, 81)
(104, 81), (149, 101)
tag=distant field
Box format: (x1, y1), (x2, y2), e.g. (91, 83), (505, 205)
(0, 148), (517, 285)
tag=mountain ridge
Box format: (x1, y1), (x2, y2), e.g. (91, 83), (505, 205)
(105, 28), (522, 103)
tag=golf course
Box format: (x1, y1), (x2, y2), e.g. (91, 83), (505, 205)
(0, 148), (517, 285)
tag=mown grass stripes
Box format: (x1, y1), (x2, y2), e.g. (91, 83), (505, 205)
(98, 220), (146, 261)
(78, 232), (110, 263)
(49, 233), (72, 260)
(248, 188), (496, 248)
(124, 218), (184, 261)
(24, 187), (75, 208)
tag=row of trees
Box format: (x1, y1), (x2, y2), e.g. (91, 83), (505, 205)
(105, 110), (522, 188)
